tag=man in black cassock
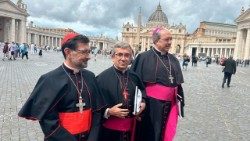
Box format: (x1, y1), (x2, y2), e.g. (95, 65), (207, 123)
(131, 28), (185, 141)
(97, 42), (146, 141)
(18, 33), (104, 141)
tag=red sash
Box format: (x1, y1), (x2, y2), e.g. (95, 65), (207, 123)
(59, 109), (92, 135)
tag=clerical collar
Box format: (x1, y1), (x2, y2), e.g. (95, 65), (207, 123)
(63, 62), (80, 74)
(113, 65), (127, 74)
(153, 47), (168, 56)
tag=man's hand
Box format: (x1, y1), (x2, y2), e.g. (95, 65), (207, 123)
(135, 102), (146, 116)
(108, 103), (129, 118)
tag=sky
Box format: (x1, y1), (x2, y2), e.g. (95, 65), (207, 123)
(12, 0), (250, 38)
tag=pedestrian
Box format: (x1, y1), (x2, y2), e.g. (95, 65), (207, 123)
(18, 33), (105, 141)
(222, 56), (236, 88)
(30, 43), (34, 54)
(20, 43), (29, 60)
(2, 42), (9, 61)
(9, 42), (16, 60)
(38, 48), (43, 57)
(205, 56), (210, 67)
(182, 55), (189, 70)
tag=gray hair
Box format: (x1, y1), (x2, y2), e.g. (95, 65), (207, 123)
(152, 31), (161, 44)
(111, 42), (133, 56)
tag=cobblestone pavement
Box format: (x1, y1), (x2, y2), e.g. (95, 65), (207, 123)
(0, 51), (249, 141)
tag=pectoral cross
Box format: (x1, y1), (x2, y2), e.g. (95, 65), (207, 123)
(76, 97), (85, 113)
(123, 90), (129, 100)
(169, 75), (174, 84)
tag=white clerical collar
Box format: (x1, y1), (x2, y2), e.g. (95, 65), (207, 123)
(153, 46), (167, 55)
(113, 65), (127, 74)
(63, 62), (80, 74)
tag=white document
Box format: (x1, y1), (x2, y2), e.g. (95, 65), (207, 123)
(133, 86), (142, 115)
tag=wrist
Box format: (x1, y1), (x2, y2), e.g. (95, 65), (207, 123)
(104, 108), (111, 119)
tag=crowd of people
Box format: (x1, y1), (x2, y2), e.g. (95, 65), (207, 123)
(0, 42), (65, 61)
(178, 54), (249, 71)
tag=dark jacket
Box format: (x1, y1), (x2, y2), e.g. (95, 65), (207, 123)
(223, 58), (236, 74)
(3, 44), (9, 53)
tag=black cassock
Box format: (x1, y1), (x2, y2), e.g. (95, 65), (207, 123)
(18, 64), (104, 141)
(131, 48), (185, 141)
(96, 66), (146, 141)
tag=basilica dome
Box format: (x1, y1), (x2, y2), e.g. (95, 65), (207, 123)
(148, 4), (168, 24)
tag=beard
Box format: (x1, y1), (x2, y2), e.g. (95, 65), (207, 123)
(81, 61), (88, 68)
(78, 61), (88, 68)
(72, 60), (88, 69)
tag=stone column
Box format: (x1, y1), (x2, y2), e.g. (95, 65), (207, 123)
(51, 37), (54, 48)
(45, 36), (48, 45)
(48, 36), (50, 46)
(59, 38), (62, 47)
(42, 35), (44, 46)
(10, 18), (16, 42)
(37, 34), (40, 46)
(27, 33), (31, 44)
(50, 37), (53, 47)
(221, 48), (223, 57)
(226, 49), (229, 58)
(43, 36), (46, 46)
(20, 20), (27, 43)
(244, 29), (250, 60)
(34, 34), (37, 45)
(56, 37), (58, 47)
(41, 35), (43, 46)
(44, 36), (48, 46)
(142, 38), (145, 51)
(234, 29), (243, 59)
(148, 37), (150, 51)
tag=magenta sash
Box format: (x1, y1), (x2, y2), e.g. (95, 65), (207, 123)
(103, 116), (136, 141)
(103, 116), (133, 131)
(146, 83), (179, 141)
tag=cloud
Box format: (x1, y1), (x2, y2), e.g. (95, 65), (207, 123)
(11, 0), (250, 37)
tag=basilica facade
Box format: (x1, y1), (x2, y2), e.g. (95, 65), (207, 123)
(122, 4), (249, 59)
(122, 4), (186, 54)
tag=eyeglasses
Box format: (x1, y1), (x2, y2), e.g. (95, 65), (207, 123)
(74, 49), (91, 55)
(115, 53), (131, 58)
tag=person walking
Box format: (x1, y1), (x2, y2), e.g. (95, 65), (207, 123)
(222, 56), (236, 88)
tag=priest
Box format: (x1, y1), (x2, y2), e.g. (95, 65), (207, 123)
(18, 33), (104, 141)
(131, 28), (185, 141)
(97, 42), (146, 141)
